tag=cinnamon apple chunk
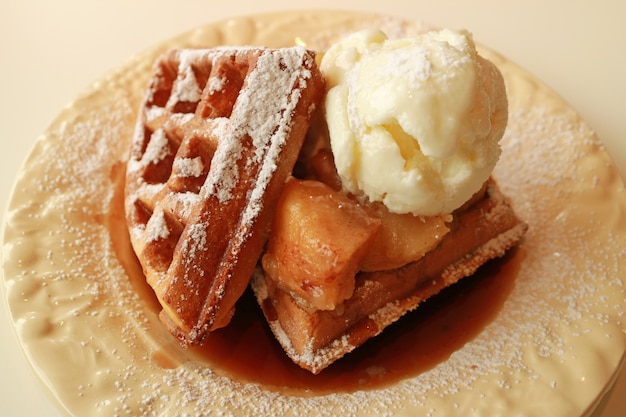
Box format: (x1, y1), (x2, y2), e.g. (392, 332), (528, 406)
(262, 178), (380, 311)
(360, 203), (451, 272)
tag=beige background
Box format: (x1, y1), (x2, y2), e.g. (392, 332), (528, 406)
(1, 1), (624, 416)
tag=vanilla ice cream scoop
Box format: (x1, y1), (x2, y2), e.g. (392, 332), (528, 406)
(321, 29), (508, 215)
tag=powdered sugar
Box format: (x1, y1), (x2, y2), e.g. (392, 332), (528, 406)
(132, 128), (170, 172)
(145, 209), (170, 242)
(208, 75), (226, 94)
(201, 46), (311, 207)
(167, 56), (203, 107)
(174, 157), (204, 178)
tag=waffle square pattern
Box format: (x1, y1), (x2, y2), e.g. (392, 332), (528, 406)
(125, 46), (324, 345)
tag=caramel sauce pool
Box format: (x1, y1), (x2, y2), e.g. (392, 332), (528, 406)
(109, 163), (522, 396)
(194, 251), (523, 395)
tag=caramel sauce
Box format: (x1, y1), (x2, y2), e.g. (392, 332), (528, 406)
(194, 249), (523, 395)
(108, 162), (523, 396)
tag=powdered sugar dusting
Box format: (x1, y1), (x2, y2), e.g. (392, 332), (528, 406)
(145, 209), (170, 242)
(173, 157), (204, 178)
(201, 128), (242, 203)
(167, 56), (202, 107)
(130, 128), (170, 173)
(208, 75), (226, 94)
(201, 46), (312, 209)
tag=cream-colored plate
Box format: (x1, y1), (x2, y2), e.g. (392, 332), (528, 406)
(2, 10), (626, 417)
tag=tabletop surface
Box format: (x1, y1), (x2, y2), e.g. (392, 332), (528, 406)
(1, 1), (624, 416)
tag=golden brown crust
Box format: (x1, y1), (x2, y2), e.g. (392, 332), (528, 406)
(251, 179), (527, 373)
(125, 47), (324, 345)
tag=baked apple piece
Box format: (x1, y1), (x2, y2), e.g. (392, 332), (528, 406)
(360, 203), (450, 272)
(261, 178), (380, 311)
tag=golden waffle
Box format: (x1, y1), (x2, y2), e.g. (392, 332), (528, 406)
(251, 179), (527, 374)
(125, 47), (324, 345)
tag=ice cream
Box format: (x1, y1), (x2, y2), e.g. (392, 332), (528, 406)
(321, 29), (508, 216)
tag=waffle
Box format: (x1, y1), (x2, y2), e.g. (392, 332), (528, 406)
(251, 178), (527, 374)
(124, 47), (324, 345)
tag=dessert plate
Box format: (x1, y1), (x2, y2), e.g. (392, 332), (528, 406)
(2, 10), (626, 417)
